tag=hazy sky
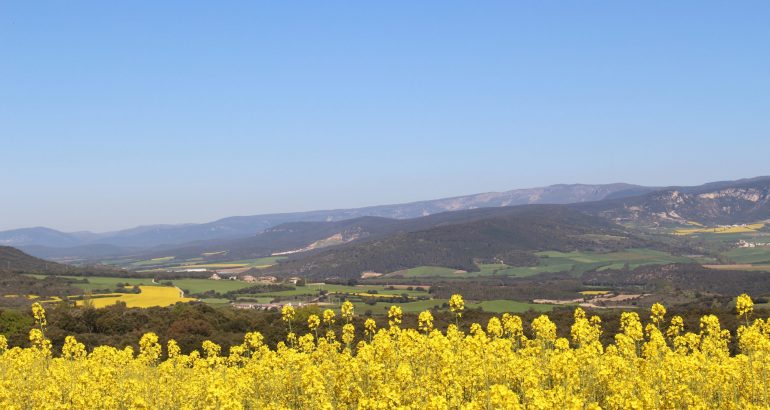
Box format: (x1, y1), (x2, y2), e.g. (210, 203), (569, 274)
(1, 2), (769, 232)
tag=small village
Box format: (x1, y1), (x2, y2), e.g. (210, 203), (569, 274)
(737, 240), (770, 248)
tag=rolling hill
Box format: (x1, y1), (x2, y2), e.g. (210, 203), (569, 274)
(0, 246), (123, 276)
(0, 246), (74, 274)
(138, 201), (658, 265)
(0, 247), (90, 305)
(263, 205), (655, 280)
(147, 216), (404, 261)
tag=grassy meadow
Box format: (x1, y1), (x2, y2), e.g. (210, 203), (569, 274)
(232, 283), (431, 300)
(388, 249), (695, 279)
(724, 247), (770, 264)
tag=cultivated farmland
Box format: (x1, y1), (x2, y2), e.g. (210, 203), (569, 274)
(387, 249), (696, 278)
(74, 286), (195, 308)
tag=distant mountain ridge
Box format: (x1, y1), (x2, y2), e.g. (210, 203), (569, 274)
(576, 176), (770, 225)
(7, 176), (770, 264)
(2, 182), (653, 250)
(139, 176), (770, 269)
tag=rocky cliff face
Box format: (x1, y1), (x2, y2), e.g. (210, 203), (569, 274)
(581, 179), (770, 225)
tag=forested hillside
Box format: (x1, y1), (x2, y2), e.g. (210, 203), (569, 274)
(266, 205), (652, 279)
(0, 246), (122, 276)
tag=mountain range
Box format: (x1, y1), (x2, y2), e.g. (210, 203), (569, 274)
(4, 176), (770, 263)
(576, 176), (770, 225)
(2, 182), (653, 251)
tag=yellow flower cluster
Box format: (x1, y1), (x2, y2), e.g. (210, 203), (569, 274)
(449, 294), (465, 317)
(2, 296), (770, 409)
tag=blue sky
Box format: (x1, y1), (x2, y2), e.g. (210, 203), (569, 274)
(1, 2), (769, 232)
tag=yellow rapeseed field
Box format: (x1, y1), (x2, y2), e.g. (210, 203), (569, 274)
(2, 296), (770, 409)
(675, 223), (765, 235)
(74, 285), (196, 308)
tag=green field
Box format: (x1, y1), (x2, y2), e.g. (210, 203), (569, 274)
(168, 279), (255, 294)
(199, 298), (231, 305)
(537, 249), (694, 272)
(665, 224), (770, 267)
(704, 264), (770, 272)
(388, 249), (694, 278)
(391, 266), (461, 277)
(466, 300), (553, 313)
(106, 255), (288, 271)
(233, 296), (274, 304)
(475, 262), (572, 278)
(724, 247), (770, 264)
(255, 284), (431, 299)
(223, 256), (287, 266)
(679, 229), (770, 246)
(130, 256), (175, 267)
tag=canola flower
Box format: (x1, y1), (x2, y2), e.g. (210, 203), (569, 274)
(2, 295), (770, 408)
(449, 293), (465, 317)
(364, 317), (377, 341)
(388, 305), (402, 328)
(738, 293), (755, 320)
(307, 314), (321, 339)
(323, 308), (336, 326)
(418, 310), (434, 334)
(341, 300), (354, 323)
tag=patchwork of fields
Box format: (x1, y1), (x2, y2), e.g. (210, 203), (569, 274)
(21, 222), (770, 315)
(23, 272), (560, 315)
(102, 255), (286, 272)
(388, 249), (697, 278)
